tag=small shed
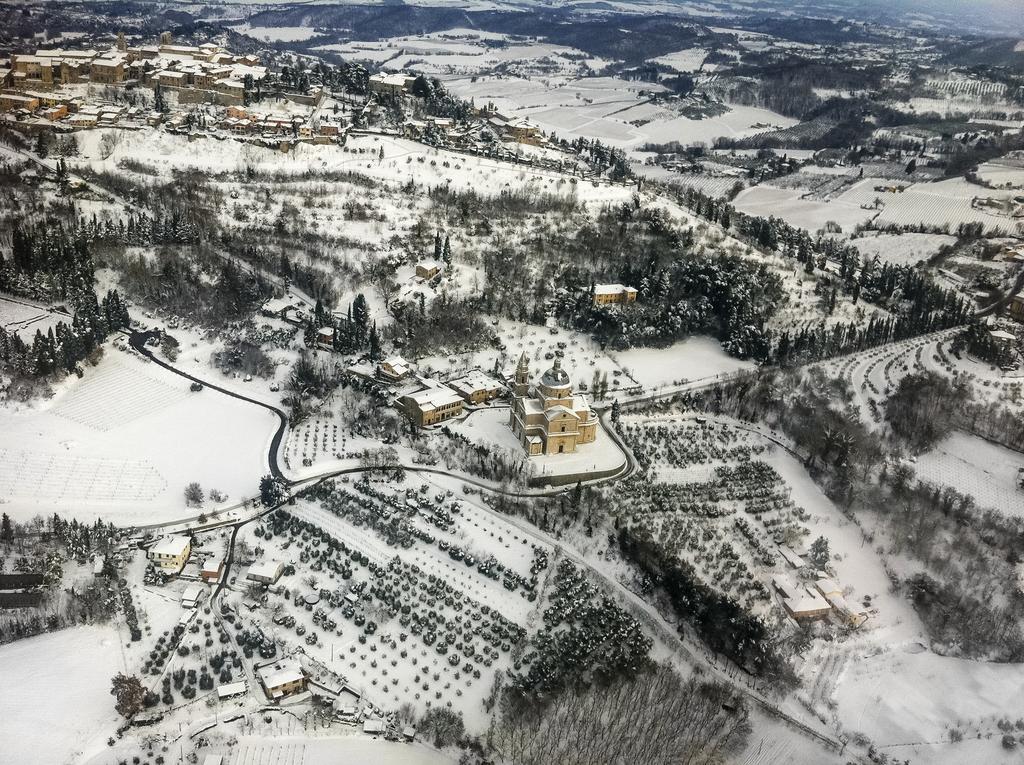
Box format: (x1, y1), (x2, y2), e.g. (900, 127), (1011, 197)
(363, 718), (385, 735)
(181, 583), (205, 609)
(217, 681), (248, 700)
(201, 557), (223, 583)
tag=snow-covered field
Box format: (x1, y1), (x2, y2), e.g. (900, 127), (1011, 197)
(0, 347), (274, 525)
(651, 47), (708, 72)
(73, 129), (636, 207)
(609, 335), (754, 388)
(0, 625), (125, 765)
(0, 294), (65, 340)
(732, 185), (875, 233)
(833, 641), (1024, 761)
(231, 24), (323, 41)
(915, 432), (1024, 518)
(316, 33), (603, 77)
(849, 232), (956, 266)
(872, 178), (1017, 233)
(202, 737), (455, 765)
(445, 76), (796, 151)
(976, 157), (1024, 189)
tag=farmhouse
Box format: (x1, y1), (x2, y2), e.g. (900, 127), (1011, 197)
(508, 353), (598, 456)
(316, 326), (335, 348)
(449, 370), (505, 404)
(773, 576), (832, 621)
(147, 535), (191, 572)
(592, 284), (639, 306)
(260, 296), (294, 318)
(416, 259), (443, 280)
(368, 72), (415, 96)
(402, 381), (465, 426)
(247, 559), (284, 584)
(378, 355), (412, 382)
(257, 661), (307, 702)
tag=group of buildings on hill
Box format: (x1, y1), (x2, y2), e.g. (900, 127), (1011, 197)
(3, 34), (264, 104)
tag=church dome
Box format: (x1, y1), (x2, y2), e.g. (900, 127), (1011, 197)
(539, 358), (570, 388)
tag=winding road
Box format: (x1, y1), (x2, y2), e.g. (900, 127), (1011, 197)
(126, 325), (843, 756)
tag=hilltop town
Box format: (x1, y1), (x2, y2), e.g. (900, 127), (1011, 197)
(1, 3), (1024, 765)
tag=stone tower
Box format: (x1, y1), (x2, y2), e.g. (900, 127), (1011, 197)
(513, 351), (530, 397)
(117, 32), (126, 52)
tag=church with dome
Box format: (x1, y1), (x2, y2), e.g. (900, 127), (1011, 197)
(508, 352), (598, 456)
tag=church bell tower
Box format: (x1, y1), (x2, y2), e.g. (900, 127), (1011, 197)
(513, 351), (530, 397)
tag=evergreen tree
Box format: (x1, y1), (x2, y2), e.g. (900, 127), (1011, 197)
(35, 131), (50, 159)
(368, 322), (381, 360)
(0, 513), (13, 543)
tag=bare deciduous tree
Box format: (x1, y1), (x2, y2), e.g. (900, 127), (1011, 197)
(493, 664), (749, 765)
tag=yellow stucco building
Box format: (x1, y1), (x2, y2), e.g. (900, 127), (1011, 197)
(508, 353), (597, 456)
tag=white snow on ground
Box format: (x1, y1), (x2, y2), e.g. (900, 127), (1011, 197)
(610, 336), (754, 388)
(316, 36), (603, 76)
(199, 736), (456, 765)
(73, 129), (636, 207)
(0, 347), (275, 525)
(0, 293), (65, 340)
(763, 440), (920, 636)
(871, 177), (1018, 233)
(445, 76), (795, 151)
(848, 232), (957, 266)
(833, 641), (1024, 760)
(732, 184), (876, 233)
(231, 24), (322, 42)
(915, 432), (1024, 518)
(651, 47), (708, 72)
(976, 157), (1024, 188)
(0, 625), (124, 765)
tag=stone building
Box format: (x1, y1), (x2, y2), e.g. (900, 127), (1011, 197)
(508, 353), (597, 456)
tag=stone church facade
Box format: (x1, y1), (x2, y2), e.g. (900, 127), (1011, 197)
(508, 352), (598, 456)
